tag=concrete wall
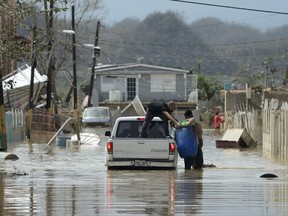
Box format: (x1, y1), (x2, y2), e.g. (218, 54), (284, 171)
(261, 91), (288, 160)
(225, 91), (262, 112)
(222, 89), (288, 160)
(262, 103), (288, 161)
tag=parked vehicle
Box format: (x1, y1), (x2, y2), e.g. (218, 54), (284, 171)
(82, 106), (112, 126)
(105, 116), (178, 169)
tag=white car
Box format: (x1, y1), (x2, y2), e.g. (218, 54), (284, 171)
(105, 116), (178, 169)
(82, 106), (112, 126)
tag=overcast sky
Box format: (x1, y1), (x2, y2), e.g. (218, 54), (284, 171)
(102, 0), (288, 31)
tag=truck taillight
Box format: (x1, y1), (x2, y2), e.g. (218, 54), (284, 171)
(107, 142), (113, 154)
(169, 142), (176, 154)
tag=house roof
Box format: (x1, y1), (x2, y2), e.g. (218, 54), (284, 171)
(2, 64), (47, 109)
(2, 64), (47, 90)
(94, 63), (190, 75)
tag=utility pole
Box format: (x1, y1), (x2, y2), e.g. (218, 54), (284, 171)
(44, 0), (55, 132)
(26, 26), (38, 140)
(45, 0), (54, 112)
(71, 4), (78, 120)
(88, 21), (101, 107)
(0, 72), (7, 150)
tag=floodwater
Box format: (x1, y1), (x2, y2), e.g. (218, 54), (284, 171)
(1, 127), (288, 216)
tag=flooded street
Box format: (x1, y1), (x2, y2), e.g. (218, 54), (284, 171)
(1, 127), (288, 216)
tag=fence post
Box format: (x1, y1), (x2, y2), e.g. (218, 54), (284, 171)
(0, 74), (7, 150)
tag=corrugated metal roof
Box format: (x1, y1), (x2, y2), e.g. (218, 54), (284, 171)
(2, 64), (47, 109)
(94, 63), (189, 74)
(2, 64), (47, 90)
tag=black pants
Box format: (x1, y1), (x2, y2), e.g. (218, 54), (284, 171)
(184, 145), (204, 169)
(140, 109), (169, 138)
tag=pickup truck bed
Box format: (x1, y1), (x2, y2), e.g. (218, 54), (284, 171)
(105, 116), (178, 169)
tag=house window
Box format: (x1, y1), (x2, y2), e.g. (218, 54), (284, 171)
(151, 74), (176, 92)
(101, 76), (116, 92)
(127, 78), (136, 100)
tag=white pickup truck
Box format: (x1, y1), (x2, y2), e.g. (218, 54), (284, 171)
(105, 116), (178, 169)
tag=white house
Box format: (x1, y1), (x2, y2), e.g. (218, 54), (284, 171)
(92, 63), (197, 103)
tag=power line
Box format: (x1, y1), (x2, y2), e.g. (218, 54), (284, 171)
(99, 40), (288, 62)
(99, 36), (288, 48)
(160, 14), (278, 33)
(169, 0), (288, 15)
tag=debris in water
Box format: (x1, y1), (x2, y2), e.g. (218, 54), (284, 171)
(203, 164), (216, 168)
(260, 173), (278, 178)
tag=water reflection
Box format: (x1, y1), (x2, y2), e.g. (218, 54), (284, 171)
(173, 170), (203, 215)
(106, 170), (177, 215)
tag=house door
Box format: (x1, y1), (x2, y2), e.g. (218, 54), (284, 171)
(127, 78), (136, 100)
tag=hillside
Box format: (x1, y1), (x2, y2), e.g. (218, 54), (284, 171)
(91, 12), (288, 87)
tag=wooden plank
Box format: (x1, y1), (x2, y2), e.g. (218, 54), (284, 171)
(216, 140), (238, 148)
(216, 128), (256, 148)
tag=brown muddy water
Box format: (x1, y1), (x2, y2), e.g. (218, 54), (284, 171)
(1, 127), (288, 216)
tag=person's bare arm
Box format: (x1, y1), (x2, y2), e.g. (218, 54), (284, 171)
(186, 117), (195, 126)
(163, 111), (180, 128)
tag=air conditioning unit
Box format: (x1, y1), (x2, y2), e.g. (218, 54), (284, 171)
(109, 90), (121, 102)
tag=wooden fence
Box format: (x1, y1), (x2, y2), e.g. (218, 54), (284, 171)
(6, 109), (25, 143)
(5, 107), (73, 143)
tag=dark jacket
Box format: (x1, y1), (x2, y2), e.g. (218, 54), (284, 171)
(148, 100), (169, 115)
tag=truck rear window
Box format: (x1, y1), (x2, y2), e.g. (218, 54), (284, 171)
(116, 120), (165, 138)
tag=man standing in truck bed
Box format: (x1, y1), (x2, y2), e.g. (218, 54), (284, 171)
(140, 100), (180, 138)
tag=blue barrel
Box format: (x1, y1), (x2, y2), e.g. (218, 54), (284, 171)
(175, 126), (198, 158)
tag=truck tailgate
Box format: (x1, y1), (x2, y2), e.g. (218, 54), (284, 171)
(112, 138), (170, 159)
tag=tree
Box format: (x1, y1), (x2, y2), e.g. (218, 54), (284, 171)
(197, 74), (223, 101)
(1, 0), (103, 134)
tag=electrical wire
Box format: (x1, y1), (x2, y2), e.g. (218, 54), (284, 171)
(99, 36), (288, 48)
(169, 0), (288, 15)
